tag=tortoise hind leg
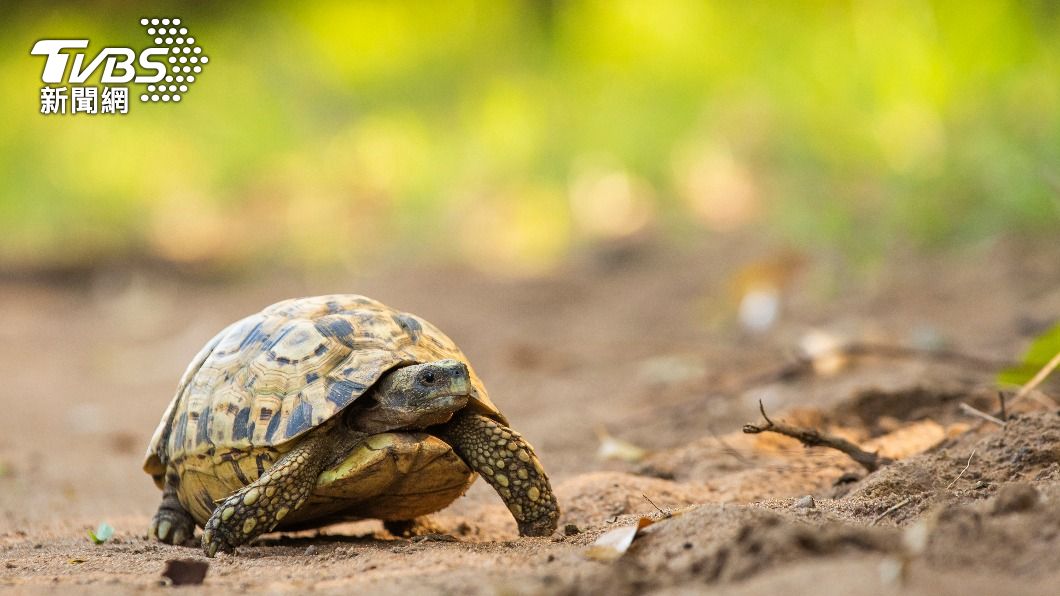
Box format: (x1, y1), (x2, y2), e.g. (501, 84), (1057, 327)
(442, 411), (560, 536)
(150, 472), (196, 545)
(201, 427), (365, 557)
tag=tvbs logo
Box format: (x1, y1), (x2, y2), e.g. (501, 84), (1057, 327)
(31, 17), (208, 115)
(32, 40), (168, 85)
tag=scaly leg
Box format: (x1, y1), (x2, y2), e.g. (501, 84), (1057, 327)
(150, 472), (196, 546)
(201, 429), (359, 557)
(442, 411), (560, 536)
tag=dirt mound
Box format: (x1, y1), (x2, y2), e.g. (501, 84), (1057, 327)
(617, 506), (896, 587)
(832, 383), (992, 435)
(556, 472), (709, 528)
(838, 411), (1060, 525)
(534, 413), (1060, 594)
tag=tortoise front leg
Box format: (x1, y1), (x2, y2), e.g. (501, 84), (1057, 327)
(150, 471), (196, 545)
(201, 431), (350, 557)
(443, 411), (559, 536)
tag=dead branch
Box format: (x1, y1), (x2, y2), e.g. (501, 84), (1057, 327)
(742, 400), (894, 472)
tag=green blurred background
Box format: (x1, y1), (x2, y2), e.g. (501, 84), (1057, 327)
(3, 0), (1058, 276)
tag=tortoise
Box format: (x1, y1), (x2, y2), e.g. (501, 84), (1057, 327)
(143, 294), (559, 557)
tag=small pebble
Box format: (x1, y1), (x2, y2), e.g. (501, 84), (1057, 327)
(974, 480), (989, 490)
(795, 495), (816, 509)
(563, 523), (581, 536)
(304, 545), (318, 556)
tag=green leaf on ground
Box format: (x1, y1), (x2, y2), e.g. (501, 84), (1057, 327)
(998, 323), (1060, 386)
(88, 522), (114, 544)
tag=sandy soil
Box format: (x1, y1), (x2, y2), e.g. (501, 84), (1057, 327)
(1, 235), (1059, 594)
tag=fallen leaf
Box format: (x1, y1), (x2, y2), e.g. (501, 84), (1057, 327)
(585, 517), (654, 561)
(596, 427), (648, 463)
(87, 522), (114, 545)
(162, 559), (209, 586)
(68, 558), (86, 564)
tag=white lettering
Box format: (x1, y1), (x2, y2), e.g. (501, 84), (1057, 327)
(135, 48), (168, 83)
(100, 49), (137, 83)
(30, 40), (89, 83)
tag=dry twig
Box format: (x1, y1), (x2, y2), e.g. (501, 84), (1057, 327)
(642, 494), (671, 518)
(742, 400), (893, 472)
(958, 402), (1005, 426)
(945, 449), (976, 490)
(871, 496), (914, 526)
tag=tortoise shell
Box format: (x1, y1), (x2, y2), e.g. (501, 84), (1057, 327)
(143, 294), (502, 489)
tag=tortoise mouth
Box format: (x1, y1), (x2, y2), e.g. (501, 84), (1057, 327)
(349, 392), (469, 434)
(429, 394), (467, 412)
(398, 393), (470, 430)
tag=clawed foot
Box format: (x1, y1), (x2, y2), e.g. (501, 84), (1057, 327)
(201, 431), (330, 557)
(443, 412), (560, 537)
(201, 486), (267, 558)
(150, 506), (196, 546)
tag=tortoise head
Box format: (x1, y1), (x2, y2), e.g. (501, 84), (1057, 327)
(349, 359), (472, 434)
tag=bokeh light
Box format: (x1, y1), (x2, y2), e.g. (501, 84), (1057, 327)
(2, 1), (1058, 274)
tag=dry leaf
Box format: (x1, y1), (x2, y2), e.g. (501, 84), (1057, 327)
(596, 427), (649, 463)
(585, 517), (654, 561)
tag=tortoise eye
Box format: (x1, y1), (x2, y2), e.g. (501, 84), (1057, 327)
(421, 371), (437, 384)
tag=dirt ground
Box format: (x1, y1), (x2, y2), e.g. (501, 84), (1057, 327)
(2, 235), (1059, 594)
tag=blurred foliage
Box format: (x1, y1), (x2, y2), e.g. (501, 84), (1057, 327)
(999, 322), (1060, 387)
(2, 1), (1059, 274)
